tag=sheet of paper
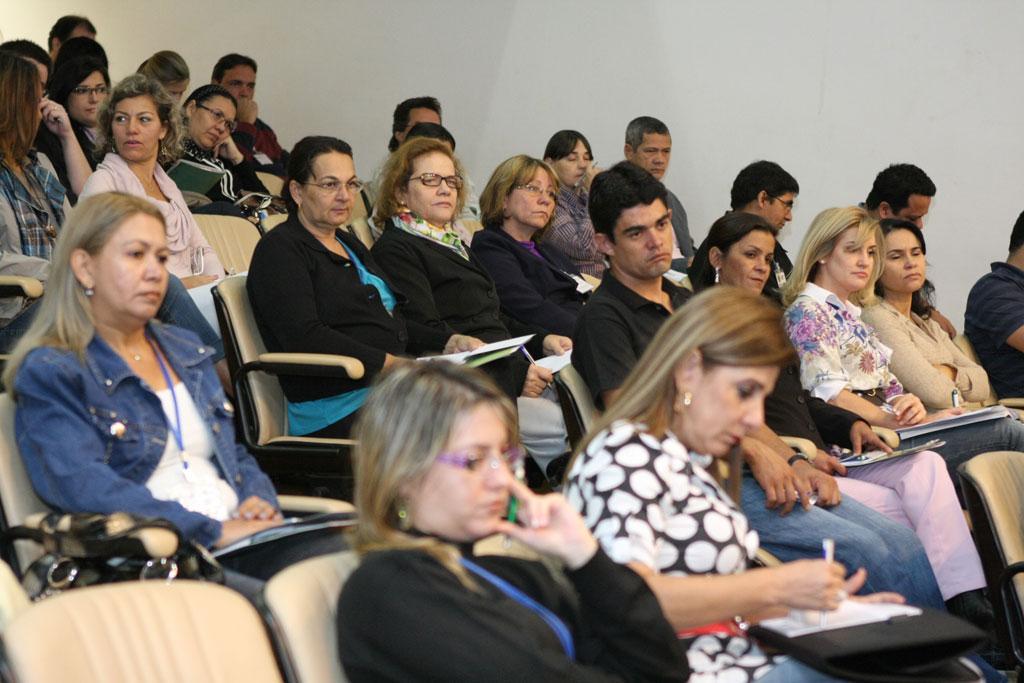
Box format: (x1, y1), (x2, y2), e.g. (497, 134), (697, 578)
(418, 334), (534, 365)
(759, 600), (921, 638)
(536, 351), (572, 373)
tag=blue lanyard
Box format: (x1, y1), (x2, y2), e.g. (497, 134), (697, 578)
(148, 336), (190, 478)
(460, 557), (575, 660)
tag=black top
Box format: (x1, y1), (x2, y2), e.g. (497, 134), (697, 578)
(571, 271), (693, 408)
(965, 261), (1024, 398)
(246, 214), (448, 402)
(765, 363), (863, 450)
(372, 224), (548, 398)
(337, 546), (688, 682)
(180, 138), (268, 204)
(471, 225), (588, 337)
(33, 123), (98, 204)
(766, 242), (792, 299)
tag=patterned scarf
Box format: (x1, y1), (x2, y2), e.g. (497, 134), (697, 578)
(391, 210), (469, 260)
(0, 151), (66, 259)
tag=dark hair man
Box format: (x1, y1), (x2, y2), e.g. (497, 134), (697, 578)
(622, 116), (693, 271)
(211, 53), (287, 175)
(47, 15), (96, 62)
(965, 210), (1024, 398)
(0, 39), (51, 88)
(388, 96), (442, 152)
(729, 160), (800, 295)
(864, 163), (936, 228)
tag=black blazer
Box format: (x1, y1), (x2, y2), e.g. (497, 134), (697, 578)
(372, 224), (546, 398)
(247, 214), (448, 403)
(471, 225), (587, 337)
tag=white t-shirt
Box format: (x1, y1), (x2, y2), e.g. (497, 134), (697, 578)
(146, 383), (239, 521)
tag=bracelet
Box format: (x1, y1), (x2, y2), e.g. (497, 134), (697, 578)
(787, 452), (812, 467)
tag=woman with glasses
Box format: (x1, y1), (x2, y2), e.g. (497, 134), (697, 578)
(372, 137), (572, 475)
(33, 56), (108, 202)
(472, 155), (588, 336)
(337, 360), (686, 681)
(80, 74), (223, 288)
(247, 136), (478, 437)
(180, 84), (267, 207)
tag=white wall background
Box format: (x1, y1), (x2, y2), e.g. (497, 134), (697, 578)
(4, 0), (1023, 326)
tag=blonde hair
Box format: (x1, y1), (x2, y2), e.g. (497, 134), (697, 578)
(350, 361), (518, 588)
(570, 287), (796, 494)
(478, 155), (560, 231)
(3, 193), (167, 393)
(373, 137), (467, 224)
(781, 206), (883, 307)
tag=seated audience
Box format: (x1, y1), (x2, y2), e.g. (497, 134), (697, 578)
(211, 54), (287, 175)
(337, 361), (687, 681)
(371, 137), (570, 473)
(566, 287), (909, 682)
(47, 14), (96, 62)
(34, 56), (109, 200)
(782, 206), (1024, 484)
(866, 219), (991, 408)
(623, 116), (693, 270)
(180, 84), (269, 207)
(966, 209), (1024, 399)
(247, 136), (475, 437)
(728, 160), (800, 296)
(138, 50), (191, 103)
(0, 53), (71, 348)
(81, 74), (224, 287)
(7, 192), (342, 584)
(692, 212), (990, 622)
(542, 129), (604, 277)
(472, 154), (588, 336)
(571, 163), (945, 610)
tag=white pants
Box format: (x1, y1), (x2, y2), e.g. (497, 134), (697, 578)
(517, 389), (568, 472)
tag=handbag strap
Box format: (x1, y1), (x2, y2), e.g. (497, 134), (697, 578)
(460, 557), (575, 660)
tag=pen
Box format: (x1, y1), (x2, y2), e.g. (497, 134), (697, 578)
(821, 538), (835, 627)
(520, 345), (537, 364)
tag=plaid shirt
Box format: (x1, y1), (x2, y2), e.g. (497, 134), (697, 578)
(543, 186), (605, 278)
(0, 151), (66, 260)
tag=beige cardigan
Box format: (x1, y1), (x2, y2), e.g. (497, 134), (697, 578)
(862, 300), (990, 409)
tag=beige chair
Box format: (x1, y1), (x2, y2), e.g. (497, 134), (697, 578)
(256, 171), (285, 197)
(212, 276), (362, 498)
(262, 550), (359, 683)
(3, 581), (284, 683)
(194, 214), (262, 275)
(959, 451), (1024, 668)
(262, 213), (289, 231)
(551, 364), (596, 451)
(0, 559), (30, 630)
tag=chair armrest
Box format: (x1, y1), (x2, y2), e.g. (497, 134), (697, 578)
(241, 353), (365, 381)
(780, 436), (817, 458)
(872, 426), (900, 448)
(0, 276), (43, 299)
(277, 495), (354, 515)
(998, 398), (1024, 409)
(754, 548), (782, 568)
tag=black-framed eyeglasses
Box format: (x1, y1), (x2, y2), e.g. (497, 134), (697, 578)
(303, 177), (364, 194)
(770, 196), (795, 210)
(196, 103), (237, 132)
(514, 183), (557, 202)
(409, 173), (463, 190)
(435, 446), (525, 472)
(71, 85), (109, 97)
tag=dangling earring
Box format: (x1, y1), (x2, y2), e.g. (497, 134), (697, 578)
(673, 390), (693, 413)
(714, 267), (720, 283)
(396, 501), (411, 530)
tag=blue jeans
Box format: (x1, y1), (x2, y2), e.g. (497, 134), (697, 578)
(741, 474), (945, 609)
(158, 274), (224, 362)
(904, 416), (1024, 494)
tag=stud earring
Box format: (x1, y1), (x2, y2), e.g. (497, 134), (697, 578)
(84, 286), (94, 297)
(396, 501), (411, 530)
(673, 390), (693, 413)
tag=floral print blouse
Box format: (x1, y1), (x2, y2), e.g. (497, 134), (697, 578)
(784, 283), (904, 402)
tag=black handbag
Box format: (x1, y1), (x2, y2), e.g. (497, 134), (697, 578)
(7, 511), (224, 600)
(749, 607), (986, 682)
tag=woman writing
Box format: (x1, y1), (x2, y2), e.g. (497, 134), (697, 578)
(864, 219), (991, 409)
(472, 155), (588, 337)
(565, 287), (904, 682)
(247, 136), (478, 437)
(371, 137), (571, 473)
(337, 361), (686, 681)
(690, 212), (990, 622)
(541, 130), (604, 277)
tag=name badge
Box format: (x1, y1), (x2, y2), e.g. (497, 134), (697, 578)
(571, 275), (594, 294)
(254, 152), (274, 166)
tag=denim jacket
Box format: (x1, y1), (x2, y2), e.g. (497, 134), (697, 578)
(13, 321), (278, 547)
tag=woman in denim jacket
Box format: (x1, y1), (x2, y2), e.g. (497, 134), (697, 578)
(4, 192), (291, 577)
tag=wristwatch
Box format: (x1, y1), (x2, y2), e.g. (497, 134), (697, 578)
(787, 452), (813, 467)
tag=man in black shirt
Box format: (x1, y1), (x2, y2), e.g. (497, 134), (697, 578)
(570, 162), (692, 409)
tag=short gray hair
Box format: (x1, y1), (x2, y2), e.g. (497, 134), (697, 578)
(624, 115), (670, 150)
